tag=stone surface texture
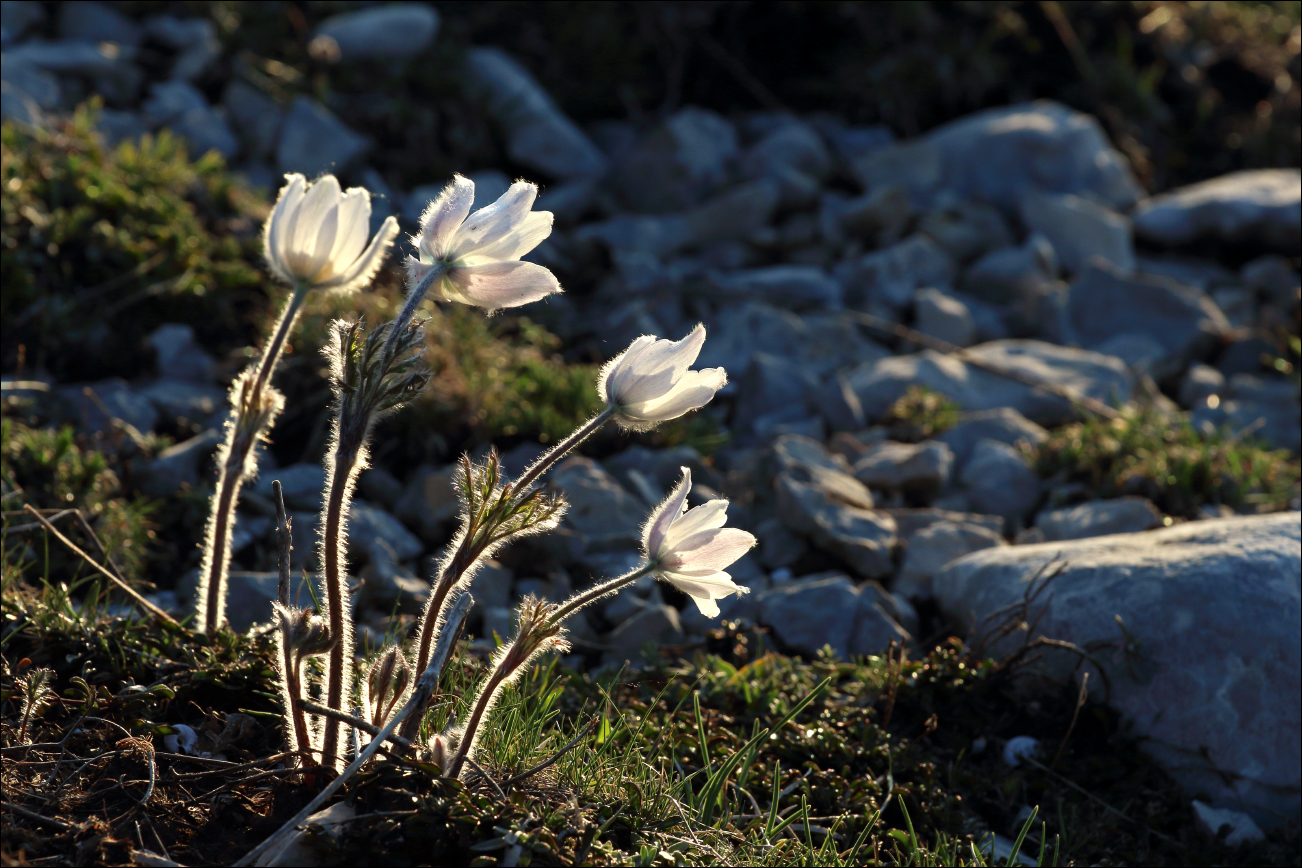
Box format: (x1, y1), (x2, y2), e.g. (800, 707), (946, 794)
(933, 513), (1302, 825)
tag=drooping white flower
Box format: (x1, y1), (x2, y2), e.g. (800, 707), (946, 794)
(643, 467), (755, 617)
(264, 173), (399, 291)
(405, 174), (561, 311)
(599, 324), (727, 431)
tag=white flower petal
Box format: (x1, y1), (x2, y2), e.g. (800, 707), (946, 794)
(663, 527), (756, 573)
(598, 336), (657, 404)
(419, 175), (475, 261)
(449, 181), (537, 261)
(445, 260), (561, 310)
(617, 325), (707, 406)
(460, 210), (554, 265)
(623, 367), (727, 423)
(660, 570), (749, 617)
(659, 500), (729, 552)
(264, 174), (306, 281)
(315, 215), (399, 293)
(643, 468), (691, 557)
(287, 175), (342, 275)
(325, 188), (372, 276)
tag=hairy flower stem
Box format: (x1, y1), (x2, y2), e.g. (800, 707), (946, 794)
(445, 665), (510, 780)
(386, 263), (446, 356)
(409, 406), (616, 679)
(198, 283), (308, 634)
(318, 442), (361, 772)
(547, 562), (656, 628)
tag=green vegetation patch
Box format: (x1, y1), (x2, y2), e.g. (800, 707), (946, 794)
(1, 104), (269, 381)
(883, 386), (961, 443)
(1, 418), (155, 580)
(1033, 408), (1300, 518)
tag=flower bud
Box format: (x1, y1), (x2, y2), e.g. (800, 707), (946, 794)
(599, 324), (727, 431)
(366, 646), (412, 729)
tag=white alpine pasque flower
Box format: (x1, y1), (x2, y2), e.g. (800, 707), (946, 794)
(405, 174), (561, 310)
(643, 467), (755, 617)
(598, 324), (727, 431)
(264, 173), (399, 291)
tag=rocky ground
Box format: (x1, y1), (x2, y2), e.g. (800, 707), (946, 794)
(2, 2), (1300, 864)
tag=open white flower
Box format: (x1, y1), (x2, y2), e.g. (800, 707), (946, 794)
(405, 174), (561, 310)
(643, 467), (755, 617)
(599, 324), (727, 431)
(264, 173), (399, 291)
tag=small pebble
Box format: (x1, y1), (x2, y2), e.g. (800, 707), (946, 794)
(1002, 735), (1040, 766)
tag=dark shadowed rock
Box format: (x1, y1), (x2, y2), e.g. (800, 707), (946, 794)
(1019, 189), (1134, 274)
(756, 572), (911, 658)
(1034, 497), (1162, 541)
(938, 408), (1048, 474)
(276, 96), (369, 177)
(311, 5), (439, 61)
(895, 520), (1006, 599)
(959, 439), (1039, 521)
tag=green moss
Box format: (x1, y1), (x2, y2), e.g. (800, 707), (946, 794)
(1, 418), (155, 580)
(883, 386), (961, 442)
(0, 102), (269, 381)
(1034, 408), (1300, 518)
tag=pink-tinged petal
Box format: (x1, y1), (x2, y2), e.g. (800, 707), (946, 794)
(660, 500), (729, 551)
(598, 335), (657, 405)
(623, 367), (727, 422)
(327, 188), (372, 274)
(315, 215), (399, 293)
(264, 174), (306, 281)
(419, 175), (475, 260)
(460, 210), (554, 265)
(643, 468), (691, 557)
(665, 527), (756, 573)
(405, 255), (436, 291)
(445, 260), (561, 310)
(449, 181), (538, 261)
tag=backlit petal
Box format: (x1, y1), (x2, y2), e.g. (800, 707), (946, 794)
(643, 468), (691, 557)
(264, 174), (305, 281)
(445, 260), (561, 310)
(623, 367), (727, 422)
(314, 215), (399, 293)
(326, 188), (372, 275)
(419, 175), (475, 261)
(659, 500), (729, 552)
(598, 336), (656, 405)
(664, 527), (756, 573)
(448, 181), (537, 260)
(460, 210), (554, 265)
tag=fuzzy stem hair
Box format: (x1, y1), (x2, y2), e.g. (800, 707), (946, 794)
(195, 283), (307, 634)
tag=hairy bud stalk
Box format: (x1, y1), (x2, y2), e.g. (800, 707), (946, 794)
(366, 646), (411, 731)
(317, 318), (429, 771)
(445, 597), (569, 780)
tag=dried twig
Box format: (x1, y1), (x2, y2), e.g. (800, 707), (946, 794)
(21, 505), (178, 627)
(845, 311), (1121, 421)
(463, 757), (507, 800)
(233, 593), (473, 868)
(1, 798), (76, 830)
(502, 719), (597, 792)
(297, 699), (411, 751)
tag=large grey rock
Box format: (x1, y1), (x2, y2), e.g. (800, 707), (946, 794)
(852, 440), (953, 496)
(252, 463), (328, 512)
(914, 287), (975, 348)
(843, 234), (955, 310)
(1192, 377), (1301, 454)
(145, 15), (219, 81)
(699, 302), (889, 378)
(1, 60), (60, 110)
(610, 107), (738, 212)
(895, 520), (1006, 599)
(1090, 332), (1168, 375)
(776, 475), (896, 579)
(756, 572), (910, 658)
(933, 513), (1302, 825)
(392, 463), (461, 539)
(57, 378), (158, 436)
(883, 507), (1003, 540)
(851, 101), (1141, 213)
(962, 235), (1058, 305)
(137, 380), (225, 427)
(147, 323), (217, 384)
(172, 103), (238, 159)
(58, 1), (142, 46)
(607, 604), (684, 657)
(734, 353), (819, 431)
(741, 119), (832, 181)
(276, 96), (369, 177)
(1034, 497), (1162, 541)
(938, 408), (1048, 473)
(773, 435), (874, 509)
(1133, 169), (1301, 255)
(1068, 262), (1229, 373)
(918, 195), (1014, 263)
(551, 456), (646, 540)
(465, 47), (606, 181)
(2, 1), (44, 44)
(311, 5), (439, 61)
(959, 439), (1039, 521)
(577, 179), (779, 257)
(136, 428), (221, 497)
(845, 341), (1133, 427)
(1019, 189), (1134, 274)
(223, 80), (283, 161)
(5, 40), (140, 99)
(348, 501), (423, 563)
(709, 266), (842, 311)
(822, 186), (912, 248)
